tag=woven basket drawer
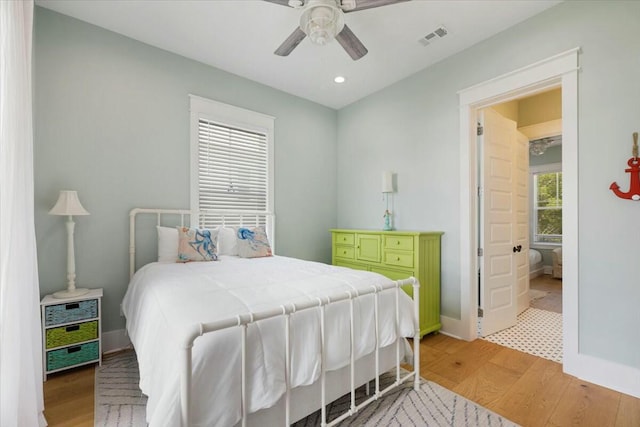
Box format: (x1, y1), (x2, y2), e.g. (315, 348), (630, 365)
(45, 299), (97, 326)
(46, 341), (99, 371)
(45, 321), (98, 349)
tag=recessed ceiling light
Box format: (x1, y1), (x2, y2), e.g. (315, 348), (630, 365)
(334, 76), (346, 84)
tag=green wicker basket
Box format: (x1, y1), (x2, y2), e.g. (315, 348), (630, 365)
(46, 341), (99, 371)
(45, 321), (98, 349)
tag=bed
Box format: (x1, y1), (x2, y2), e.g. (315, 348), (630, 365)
(121, 209), (421, 427)
(529, 248), (543, 278)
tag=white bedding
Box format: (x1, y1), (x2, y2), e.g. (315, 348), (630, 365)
(529, 248), (542, 266)
(121, 255), (415, 427)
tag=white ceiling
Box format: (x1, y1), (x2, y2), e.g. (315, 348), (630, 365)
(36, 0), (561, 109)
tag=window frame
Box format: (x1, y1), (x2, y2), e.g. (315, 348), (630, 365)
(529, 162), (562, 248)
(189, 94), (274, 230)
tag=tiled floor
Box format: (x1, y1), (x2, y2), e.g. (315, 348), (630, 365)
(481, 274), (563, 363)
(482, 307), (563, 363)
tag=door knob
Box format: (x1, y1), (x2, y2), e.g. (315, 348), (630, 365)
(512, 245), (522, 253)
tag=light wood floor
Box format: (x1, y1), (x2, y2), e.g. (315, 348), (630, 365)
(44, 335), (640, 426)
(530, 274), (562, 313)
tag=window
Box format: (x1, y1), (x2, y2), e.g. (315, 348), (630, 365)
(531, 163), (562, 244)
(190, 95), (274, 230)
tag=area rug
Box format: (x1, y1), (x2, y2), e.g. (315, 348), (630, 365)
(528, 289), (549, 301)
(95, 351), (147, 426)
(482, 307), (563, 363)
(96, 351), (519, 427)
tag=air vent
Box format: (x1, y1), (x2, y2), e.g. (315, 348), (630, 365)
(418, 26), (448, 47)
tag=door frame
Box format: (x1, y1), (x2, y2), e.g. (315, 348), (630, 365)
(457, 48), (579, 371)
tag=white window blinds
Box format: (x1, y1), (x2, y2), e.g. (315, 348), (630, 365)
(198, 119), (267, 212)
(189, 95), (274, 231)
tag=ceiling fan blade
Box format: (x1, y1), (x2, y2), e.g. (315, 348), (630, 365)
(274, 27), (307, 56)
(263, 0), (295, 7)
(343, 0), (410, 13)
(335, 24), (368, 60)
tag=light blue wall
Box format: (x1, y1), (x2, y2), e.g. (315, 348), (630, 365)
(34, 8), (337, 332)
(35, 1), (640, 370)
(337, 1), (640, 368)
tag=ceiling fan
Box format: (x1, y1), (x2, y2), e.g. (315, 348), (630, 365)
(265, 0), (410, 60)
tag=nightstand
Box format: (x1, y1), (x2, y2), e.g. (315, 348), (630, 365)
(41, 288), (102, 380)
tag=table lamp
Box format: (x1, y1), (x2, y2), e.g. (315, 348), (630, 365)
(382, 171), (394, 231)
(49, 190), (90, 299)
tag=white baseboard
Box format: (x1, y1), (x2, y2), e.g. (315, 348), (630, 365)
(441, 316), (640, 398)
(543, 265), (553, 275)
(439, 315), (466, 340)
(565, 353), (640, 399)
(530, 267), (544, 279)
(102, 328), (132, 354)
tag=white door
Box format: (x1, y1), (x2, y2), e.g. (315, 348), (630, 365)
(478, 108), (518, 337)
(515, 131), (530, 314)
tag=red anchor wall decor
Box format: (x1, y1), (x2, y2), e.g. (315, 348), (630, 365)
(610, 132), (640, 201)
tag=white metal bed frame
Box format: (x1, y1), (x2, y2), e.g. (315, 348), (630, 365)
(128, 208), (421, 427)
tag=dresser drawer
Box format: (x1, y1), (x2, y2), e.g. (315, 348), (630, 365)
(334, 232), (355, 246)
(45, 299), (98, 327)
(384, 250), (414, 268)
(371, 267), (415, 298)
(335, 260), (368, 271)
(46, 341), (99, 371)
(45, 320), (98, 349)
(334, 245), (355, 260)
(384, 235), (414, 251)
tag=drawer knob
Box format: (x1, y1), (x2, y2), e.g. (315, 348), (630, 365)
(343, 250), (347, 254)
(396, 241), (400, 245)
(343, 237), (347, 241)
(397, 257), (401, 261)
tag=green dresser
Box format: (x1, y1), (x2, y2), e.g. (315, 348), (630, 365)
(331, 229), (443, 338)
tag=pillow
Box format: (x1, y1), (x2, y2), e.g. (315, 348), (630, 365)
(157, 226), (179, 263)
(177, 227), (219, 262)
(235, 226), (272, 258)
(217, 227), (238, 256)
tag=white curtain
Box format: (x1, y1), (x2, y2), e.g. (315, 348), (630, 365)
(0, 1), (47, 426)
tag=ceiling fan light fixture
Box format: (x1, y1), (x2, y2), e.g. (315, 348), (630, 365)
(300, 1), (345, 46)
(529, 138), (551, 156)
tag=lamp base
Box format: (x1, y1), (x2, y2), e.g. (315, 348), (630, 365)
(52, 288), (90, 299)
(383, 209), (393, 231)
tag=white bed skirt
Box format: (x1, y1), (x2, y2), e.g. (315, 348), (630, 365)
(239, 343), (403, 426)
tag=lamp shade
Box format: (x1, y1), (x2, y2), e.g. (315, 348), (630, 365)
(49, 190), (90, 216)
(382, 171), (394, 193)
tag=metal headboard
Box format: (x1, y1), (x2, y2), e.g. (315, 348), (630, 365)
(129, 208), (275, 278)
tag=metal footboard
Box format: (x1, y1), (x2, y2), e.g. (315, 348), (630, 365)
(180, 277), (421, 427)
